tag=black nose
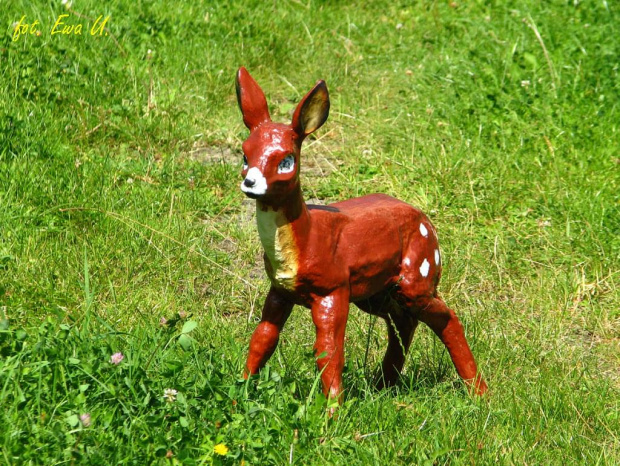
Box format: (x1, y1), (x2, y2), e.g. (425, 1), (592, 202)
(243, 178), (255, 188)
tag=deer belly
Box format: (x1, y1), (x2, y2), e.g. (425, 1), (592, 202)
(348, 255), (401, 300)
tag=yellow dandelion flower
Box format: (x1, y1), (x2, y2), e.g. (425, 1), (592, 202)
(214, 443), (229, 456)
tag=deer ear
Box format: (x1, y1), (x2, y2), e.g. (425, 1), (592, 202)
(236, 67), (271, 130)
(291, 80), (330, 137)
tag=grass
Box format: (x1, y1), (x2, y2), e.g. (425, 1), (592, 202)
(1, 0), (619, 463)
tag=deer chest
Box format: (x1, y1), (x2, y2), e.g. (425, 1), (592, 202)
(256, 208), (299, 291)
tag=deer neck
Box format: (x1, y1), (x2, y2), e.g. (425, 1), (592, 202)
(255, 187), (309, 291)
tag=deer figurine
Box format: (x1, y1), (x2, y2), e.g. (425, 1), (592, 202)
(236, 67), (487, 404)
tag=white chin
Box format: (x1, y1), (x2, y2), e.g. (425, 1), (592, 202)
(240, 183), (267, 198)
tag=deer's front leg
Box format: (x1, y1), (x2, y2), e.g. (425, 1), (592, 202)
(311, 289), (350, 403)
(245, 287), (294, 377)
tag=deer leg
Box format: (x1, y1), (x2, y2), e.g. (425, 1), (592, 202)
(245, 287), (294, 377)
(377, 309), (418, 389)
(311, 289), (350, 403)
(356, 295), (418, 389)
(417, 297), (488, 395)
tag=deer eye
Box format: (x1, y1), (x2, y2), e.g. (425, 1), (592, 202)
(242, 155), (248, 170)
(277, 154), (295, 174)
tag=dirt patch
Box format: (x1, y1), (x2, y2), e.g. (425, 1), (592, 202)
(218, 238), (237, 254)
(188, 142), (238, 164)
(306, 198), (327, 206)
(566, 327), (620, 389)
(300, 130), (345, 178)
(302, 149), (340, 177)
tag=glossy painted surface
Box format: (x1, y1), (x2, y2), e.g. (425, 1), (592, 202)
(236, 67), (487, 403)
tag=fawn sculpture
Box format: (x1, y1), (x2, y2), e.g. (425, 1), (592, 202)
(236, 67), (487, 403)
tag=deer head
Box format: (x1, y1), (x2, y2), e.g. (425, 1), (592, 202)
(236, 67), (330, 205)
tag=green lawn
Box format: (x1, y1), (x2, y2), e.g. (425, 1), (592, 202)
(1, 0), (618, 463)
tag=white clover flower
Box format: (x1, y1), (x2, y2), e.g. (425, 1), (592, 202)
(110, 352), (124, 365)
(163, 388), (178, 403)
(80, 413), (91, 427)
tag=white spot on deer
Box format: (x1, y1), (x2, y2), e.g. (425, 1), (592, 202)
(241, 167), (268, 197)
(434, 249), (440, 265)
(419, 258), (430, 277)
(403, 257), (411, 267)
(419, 223), (428, 237)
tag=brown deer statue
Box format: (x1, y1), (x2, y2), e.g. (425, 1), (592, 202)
(235, 67), (487, 405)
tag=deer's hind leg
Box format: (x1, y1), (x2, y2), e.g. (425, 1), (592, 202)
(414, 296), (487, 395)
(356, 294), (418, 389)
